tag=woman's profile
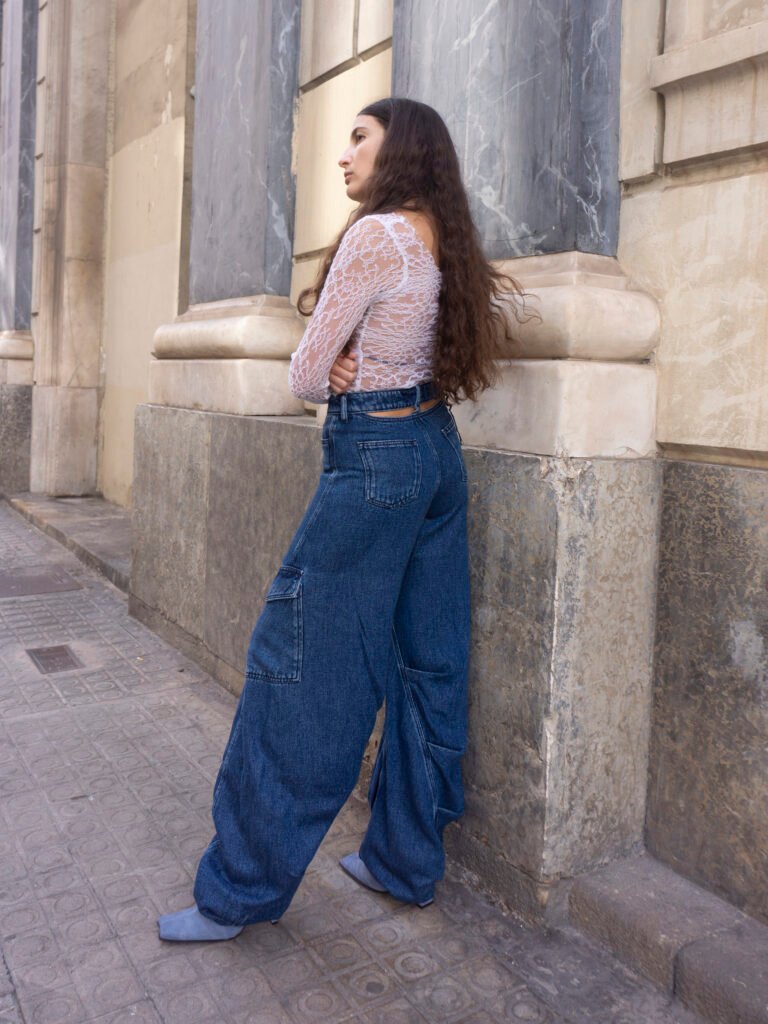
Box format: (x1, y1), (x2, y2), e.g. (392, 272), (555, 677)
(158, 96), (529, 941)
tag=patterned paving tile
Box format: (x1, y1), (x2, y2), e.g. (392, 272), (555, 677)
(0, 503), (704, 1024)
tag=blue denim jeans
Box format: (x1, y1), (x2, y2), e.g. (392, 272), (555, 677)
(193, 381), (470, 925)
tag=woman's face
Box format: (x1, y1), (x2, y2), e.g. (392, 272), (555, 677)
(338, 115), (386, 201)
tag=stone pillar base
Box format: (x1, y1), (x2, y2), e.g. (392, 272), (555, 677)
(454, 360), (657, 458)
(148, 358), (305, 416)
(30, 386), (98, 495)
(149, 295), (306, 415)
(0, 329), (34, 384)
(131, 405), (659, 923)
(0, 332), (34, 493)
(0, 383), (32, 494)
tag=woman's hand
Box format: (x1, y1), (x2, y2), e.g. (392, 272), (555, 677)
(328, 346), (358, 394)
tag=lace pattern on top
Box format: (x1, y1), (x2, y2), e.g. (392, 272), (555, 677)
(288, 212), (442, 404)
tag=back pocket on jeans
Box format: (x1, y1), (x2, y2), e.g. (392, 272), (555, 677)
(245, 564), (303, 683)
(357, 439), (422, 509)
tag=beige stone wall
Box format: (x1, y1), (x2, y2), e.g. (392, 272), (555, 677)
(98, 0), (192, 506)
(665, 0), (768, 47)
(619, 0), (768, 457)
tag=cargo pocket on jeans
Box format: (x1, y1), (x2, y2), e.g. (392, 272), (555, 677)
(426, 740), (465, 832)
(245, 564), (303, 683)
(357, 439), (421, 509)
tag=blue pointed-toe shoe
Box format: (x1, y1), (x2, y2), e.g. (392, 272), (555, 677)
(339, 852), (433, 908)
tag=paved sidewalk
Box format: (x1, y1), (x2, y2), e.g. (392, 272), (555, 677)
(0, 500), (703, 1024)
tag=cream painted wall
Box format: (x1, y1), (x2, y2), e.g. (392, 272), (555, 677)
(619, 170), (768, 452)
(665, 0), (768, 47)
(98, 0), (190, 507)
(293, 49), (393, 259)
(291, 0), (393, 416)
(619, 0), (768, 455)
(293, 0), (392, 261)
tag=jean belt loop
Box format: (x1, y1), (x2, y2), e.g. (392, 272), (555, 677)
(413, 382), (421, 414)
(340, 393), (348, 422)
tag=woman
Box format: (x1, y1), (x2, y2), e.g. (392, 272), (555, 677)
(158, 97), (529, 942)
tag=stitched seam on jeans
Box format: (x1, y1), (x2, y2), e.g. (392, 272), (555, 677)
(391, 626), (439, 819)
(292, 464), (337, 561)
(419, 417), (442, 500)
(212, 714), (242, 816)
(441, 422), (467, 483)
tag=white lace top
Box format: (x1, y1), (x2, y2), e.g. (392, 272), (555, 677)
(288, 212), (442, 404)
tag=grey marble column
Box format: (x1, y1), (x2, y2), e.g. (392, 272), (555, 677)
(0, 0), (38, 329)
(393, 0), (621, 259)
(188, 0), (302, 304)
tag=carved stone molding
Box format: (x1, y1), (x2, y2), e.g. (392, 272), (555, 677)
(453, 252), (659, 459)
(621, 3), (768, 177)
(152, 295), (304, 360)
(650, 20), (768, 164)
(499, 253), (660, 362)
(149, 296), (306, 415)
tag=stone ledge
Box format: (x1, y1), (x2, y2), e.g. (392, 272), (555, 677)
(6, 493), (132, 592)
(677, 918), (768, 1024)
(147, 358), (306, 415)
(569, 851), (768, 1022)
(650, 21), (768, 164)
(453, 360), (657, 458)
(650, 21), (768, 91)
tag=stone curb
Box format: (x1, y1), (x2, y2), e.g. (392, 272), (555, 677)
(569, 852), (768, 1023)
(5, 493), (131, 592)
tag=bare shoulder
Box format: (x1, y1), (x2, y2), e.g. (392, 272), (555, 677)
(392, 208), (439, 261)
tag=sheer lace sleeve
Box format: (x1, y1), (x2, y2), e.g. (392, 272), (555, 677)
(288, 216), (407, 403)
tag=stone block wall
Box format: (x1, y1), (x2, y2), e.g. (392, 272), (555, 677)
(0, 384), (32, 495)
(131, 406), (659, 920)
(647, 459), (768, 923)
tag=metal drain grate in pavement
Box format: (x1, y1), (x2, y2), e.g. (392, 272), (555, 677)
(0, 568), (82, 598)
(26, 645), (83, 674)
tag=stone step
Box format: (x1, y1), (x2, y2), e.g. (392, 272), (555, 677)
(6, 492), (131, 591)
(569, 851), (768, 1024)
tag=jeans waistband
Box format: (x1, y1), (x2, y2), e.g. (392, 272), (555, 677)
(327, 380), (439, 419)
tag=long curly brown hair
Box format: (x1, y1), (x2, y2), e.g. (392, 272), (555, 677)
(297, 96), (538, 405)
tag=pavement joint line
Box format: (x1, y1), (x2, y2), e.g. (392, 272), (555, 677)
(0, 499), (711, 1024)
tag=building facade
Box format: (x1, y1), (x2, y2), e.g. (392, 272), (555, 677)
(1, 0), (767, 924)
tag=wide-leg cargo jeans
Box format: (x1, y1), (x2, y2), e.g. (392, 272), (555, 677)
(193, 381), (470, 925)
